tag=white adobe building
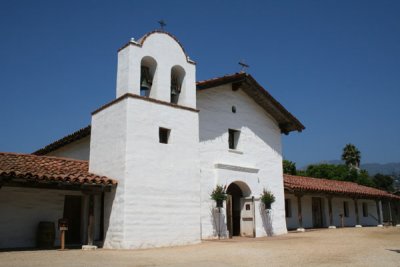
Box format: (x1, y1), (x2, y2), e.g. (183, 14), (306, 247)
(67, 30), (302, 248)
(1, 31), (398, 250)
(283, 174), (399, 230)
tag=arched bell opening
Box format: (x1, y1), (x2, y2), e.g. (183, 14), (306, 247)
(170, 65), (185, 104)
(140, 56), (157, 97)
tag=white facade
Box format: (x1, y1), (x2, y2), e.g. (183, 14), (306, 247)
(88, 31), (289, 248)
(198, 85), (287, 238)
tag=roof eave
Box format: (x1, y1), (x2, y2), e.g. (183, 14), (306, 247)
(197, 73), (305, 134)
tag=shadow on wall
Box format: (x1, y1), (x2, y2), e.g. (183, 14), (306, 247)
(102, 188), (116, 247)
(210, 207), (228, 238)
(260, 205), (273, 236)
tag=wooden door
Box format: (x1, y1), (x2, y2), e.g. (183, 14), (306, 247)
(312, 197), (323, 228)
(63, 195), (82, 244)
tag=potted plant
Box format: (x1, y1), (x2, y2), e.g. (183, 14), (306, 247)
(260, 189), (275, 209)
(210, 185), (227, 208)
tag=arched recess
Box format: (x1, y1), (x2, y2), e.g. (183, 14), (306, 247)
(226, 181), (252, 236)
(140, 56), (157, 97)
(170, 65), (185, 104)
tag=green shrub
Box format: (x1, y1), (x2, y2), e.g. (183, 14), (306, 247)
(210, 185), (227, 201)
(260, 189), (275, 207)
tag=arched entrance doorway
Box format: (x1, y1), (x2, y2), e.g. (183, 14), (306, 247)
(226, 181), (254, 238)
(226, 183), (242, 236)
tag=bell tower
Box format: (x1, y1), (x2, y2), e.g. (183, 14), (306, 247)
(115, 31), (197, 108)
(89, 31), (200, 249)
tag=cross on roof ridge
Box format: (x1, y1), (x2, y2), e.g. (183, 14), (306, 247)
(158, 20), (166, 30)
(238, 60), (250, 72)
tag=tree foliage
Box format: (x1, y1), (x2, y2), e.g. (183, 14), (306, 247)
(299, 163), (374, 187)
(304, 164), (349, 180)
(283, 160), (297, 175)
(283, 144), (395, 192)
(373, 173), (395, 192)
(341, 143), (361, 168)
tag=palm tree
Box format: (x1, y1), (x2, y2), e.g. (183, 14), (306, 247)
(341, 144), (361, 169)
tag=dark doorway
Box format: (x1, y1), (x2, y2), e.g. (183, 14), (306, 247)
(312, 197), (323, 228)
(226, 183), (243, 237)
(63, 195), (82, 245)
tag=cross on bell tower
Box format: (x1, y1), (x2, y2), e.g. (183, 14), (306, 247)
(158, 20), (166, 30)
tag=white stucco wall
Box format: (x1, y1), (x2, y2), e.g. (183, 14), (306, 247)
(285, 193), (380, 229)
(89, 99), (128, 248)
(90, 96), (200, 249)
(0, 187), (82, 249)
(284, 194), (299, 229)
(46, 136), (90, 160)
(198, 85), (287, 238)
(124, 98), (200, 248)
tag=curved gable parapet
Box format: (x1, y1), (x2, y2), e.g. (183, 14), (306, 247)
(116, 30), (197, 107)
(119, 30), (196, 65)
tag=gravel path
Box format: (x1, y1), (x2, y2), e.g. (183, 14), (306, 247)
(1, 227), (399, 267)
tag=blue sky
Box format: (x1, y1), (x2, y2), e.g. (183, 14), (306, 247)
(0, 0), (399, 167)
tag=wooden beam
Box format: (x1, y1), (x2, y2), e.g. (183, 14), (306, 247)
(3, 181), (82, 191)
(1, 179), (114, 192)
(232, 82), (242, 91)
(354, 199), (360, 226)
(388, 201), (393, 225)
(87, 195), (95, 246)
(285, 189), (382, 201)
(100, 193), (105, 242)
(295, 194), (303, 229)
(376, 200), (383, 225)
(328, 196), (334, 227)
(81, 184), (105, 195)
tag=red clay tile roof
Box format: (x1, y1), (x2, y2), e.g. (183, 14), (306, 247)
(284, 174), (399, 200)
(0, 152), (116, 186)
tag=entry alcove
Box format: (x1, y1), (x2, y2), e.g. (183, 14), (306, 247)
(226, 181), (253, 237)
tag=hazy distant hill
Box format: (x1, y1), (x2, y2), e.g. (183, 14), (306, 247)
(361, 163), (400, 176)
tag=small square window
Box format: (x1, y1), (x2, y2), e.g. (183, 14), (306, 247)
(246, 204), (251, 210)
(285, 199), (292, 218)
(159, 128), (170, 144)
(362, 202), (368, 217)
(228, 129), (240, 149)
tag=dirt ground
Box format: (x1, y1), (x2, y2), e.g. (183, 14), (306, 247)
(1, 227), (399, 267)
